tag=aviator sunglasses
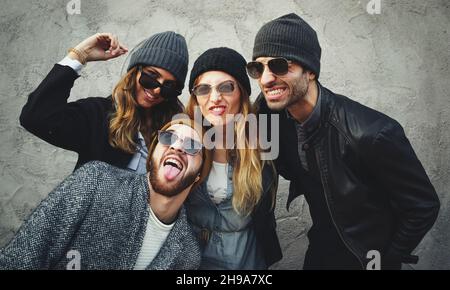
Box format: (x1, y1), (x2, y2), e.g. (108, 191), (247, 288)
(192, 80), (236, 97)
(246, 57), (292, 79)
(158, 130), (203, 155)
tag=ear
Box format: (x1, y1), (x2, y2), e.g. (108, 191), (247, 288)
(307, 71), (316, 81)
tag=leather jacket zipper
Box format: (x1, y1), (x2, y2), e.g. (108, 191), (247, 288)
(315, 149), (365, 269)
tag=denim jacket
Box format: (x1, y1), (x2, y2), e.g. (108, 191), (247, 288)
(185, 162), (282, 269)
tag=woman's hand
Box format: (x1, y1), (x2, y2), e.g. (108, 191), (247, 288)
(68, 33), (128, 63)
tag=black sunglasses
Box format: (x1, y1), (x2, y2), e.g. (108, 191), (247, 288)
(158, 130), (203, 156)
(246, 57), (292, 79)
(192, 80), (236, 97)
(138, 67), (181, 100)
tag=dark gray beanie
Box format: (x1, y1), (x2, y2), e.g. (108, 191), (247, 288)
(127, 31), (188, 89)
(252, 13), (322, 79)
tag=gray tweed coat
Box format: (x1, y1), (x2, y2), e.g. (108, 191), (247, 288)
(0, 161), (201, 270)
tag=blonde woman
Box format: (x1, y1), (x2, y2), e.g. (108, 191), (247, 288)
(185, 47), (282, 269)
(20, 31), (187, 173)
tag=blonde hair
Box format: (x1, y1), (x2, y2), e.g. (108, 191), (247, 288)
(187, 81), (271, 216)
(108, 67), (184, 153)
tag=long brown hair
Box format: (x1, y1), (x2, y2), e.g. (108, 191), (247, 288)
(187, 80), (272, 216)
(108, 67), (184, 153)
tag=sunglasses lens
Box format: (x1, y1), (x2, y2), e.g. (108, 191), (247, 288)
(158, 131), (176, 146)
(268, 58), (289, 75)
(139, 73), (160, 90)
(246, 61), (264, 79)
(163, 80), (179, 91)
(183, 138), (202, 155)
(140, 71), (180, 100)
(217, 81), (235, 94)
(161, 86), (179, 100)
(193, 84), (211, 96)
(158, 131), (202, 155)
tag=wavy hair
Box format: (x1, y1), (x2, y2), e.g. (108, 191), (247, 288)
(108, 67), (184, 153)
(186, 81), (274, 216)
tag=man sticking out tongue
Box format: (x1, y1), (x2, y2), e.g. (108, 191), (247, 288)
(0, 119), (211, 270)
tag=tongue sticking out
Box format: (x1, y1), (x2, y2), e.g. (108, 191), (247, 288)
(164, 164), (181, 181)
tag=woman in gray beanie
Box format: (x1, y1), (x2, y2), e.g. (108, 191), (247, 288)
(20, 31), (188, 173)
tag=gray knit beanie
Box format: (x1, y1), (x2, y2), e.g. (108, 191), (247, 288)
(252, 13), (322, 79)
(127, 31), (188, 89)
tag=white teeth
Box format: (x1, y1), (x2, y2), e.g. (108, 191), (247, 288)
(144, 89), (157, 100)
(165, 158), (182, 169)
(267, 88), (285, 96)
(212, 107), (225, 112)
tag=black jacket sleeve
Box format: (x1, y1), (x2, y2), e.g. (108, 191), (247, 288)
(20, 64), (105, 154)
(369, 121), (440, 263)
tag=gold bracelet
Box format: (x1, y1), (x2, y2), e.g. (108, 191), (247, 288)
(68, 47), (88, 65)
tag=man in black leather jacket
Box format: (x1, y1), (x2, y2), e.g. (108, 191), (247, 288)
(250, 13), (440, 269)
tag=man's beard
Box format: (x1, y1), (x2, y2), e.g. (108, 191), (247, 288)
(265, 72), (309, 111)
(148, 156), (198, 197)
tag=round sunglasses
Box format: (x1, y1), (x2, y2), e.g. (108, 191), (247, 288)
(192, 80), (236, 97)
(138, 67), (181, 100)
(246, 57), (292, 79)
(158, 130), (203, 155)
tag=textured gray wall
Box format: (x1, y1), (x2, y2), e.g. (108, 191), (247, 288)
(0, 0), (449, 269)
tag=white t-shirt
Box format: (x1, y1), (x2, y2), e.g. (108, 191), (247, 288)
(133, 205), (174, 270)
(207, 161), (229, 204)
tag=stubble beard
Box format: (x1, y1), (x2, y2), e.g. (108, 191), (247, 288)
(265, 72), (310, 111)
(148, 156), (198, 197)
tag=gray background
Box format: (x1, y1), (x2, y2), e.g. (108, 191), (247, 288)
(0, 0), (449, 269)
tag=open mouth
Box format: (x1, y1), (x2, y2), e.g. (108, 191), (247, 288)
(162, 155), (184, 181)
(209, 105), (227, 116)
(144, 88), (160, 102)
(265, 87), (287, 101)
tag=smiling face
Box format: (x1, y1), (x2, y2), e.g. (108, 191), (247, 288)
(149, 124), (203, 197)
(256, 57), (310, 111)
(135, 66), (177, 109)
(194, 71), (241, 127)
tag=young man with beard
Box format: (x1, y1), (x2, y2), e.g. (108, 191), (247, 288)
(249, 13), (440, 269)
(0, 119), (211, 270)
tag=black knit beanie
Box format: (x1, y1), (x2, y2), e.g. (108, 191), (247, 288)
(127, 31), (188, 89)
(252, 13), (322, 79)
(189, 47), (251, 96)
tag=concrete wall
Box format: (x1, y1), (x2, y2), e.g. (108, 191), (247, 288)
(0, 0), (448, 269)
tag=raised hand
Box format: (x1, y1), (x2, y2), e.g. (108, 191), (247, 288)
(69, 33), (128, 63)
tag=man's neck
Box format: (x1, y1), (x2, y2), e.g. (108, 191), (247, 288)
(287, 80), (319, 123)
(147, 176), (191, 224)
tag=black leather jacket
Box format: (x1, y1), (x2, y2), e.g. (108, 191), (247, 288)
(256, 84), (440, 268)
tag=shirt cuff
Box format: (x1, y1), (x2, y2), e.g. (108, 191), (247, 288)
(58, 56), (84, 75)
